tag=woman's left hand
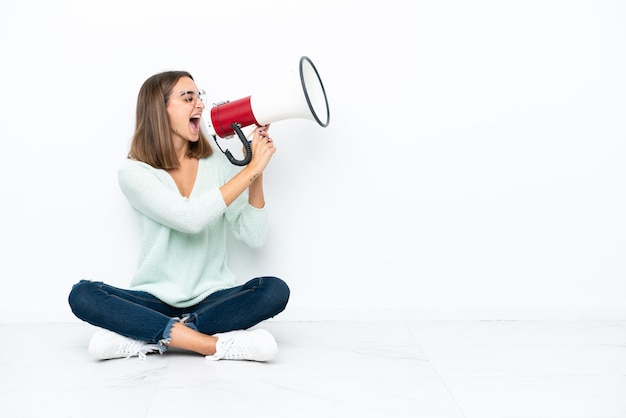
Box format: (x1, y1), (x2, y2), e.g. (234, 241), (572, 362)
(248, 124), (276, 171)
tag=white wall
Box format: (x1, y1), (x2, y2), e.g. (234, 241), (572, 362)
(1, 0), (625, 323)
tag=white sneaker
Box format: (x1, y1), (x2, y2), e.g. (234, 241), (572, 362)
(88, 328), (159, 360)
(206, 329), (278, 362)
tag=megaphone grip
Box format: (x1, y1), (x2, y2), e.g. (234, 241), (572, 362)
(211, 96), (260, 137)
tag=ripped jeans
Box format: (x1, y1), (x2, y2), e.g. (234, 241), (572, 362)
(68, 277), (290, 353)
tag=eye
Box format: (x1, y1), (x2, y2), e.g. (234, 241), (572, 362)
(182, 91), (195, 102)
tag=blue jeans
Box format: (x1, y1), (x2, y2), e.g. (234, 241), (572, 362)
(68, 277), (290, 352)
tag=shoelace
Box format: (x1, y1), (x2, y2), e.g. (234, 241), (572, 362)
(211, 334), (249, 360)
(116, 340), (158, 360)
(221, 341), (249, 360)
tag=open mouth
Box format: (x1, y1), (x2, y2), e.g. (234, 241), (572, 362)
(190, 116), (200, 132)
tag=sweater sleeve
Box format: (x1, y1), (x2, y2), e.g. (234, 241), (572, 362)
(118, 159), (227, 234)
(225, 193), (269, 248)
(218, 157), (269, 248)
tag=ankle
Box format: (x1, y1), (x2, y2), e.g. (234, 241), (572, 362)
(168, 322), (218, 356)
(200, 335), (218, 356)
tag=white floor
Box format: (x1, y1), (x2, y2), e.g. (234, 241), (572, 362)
(1, 320), (625, 418)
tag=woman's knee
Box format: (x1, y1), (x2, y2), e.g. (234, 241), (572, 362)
(68, 280), (100, 318)
(263, 276), (290, 311)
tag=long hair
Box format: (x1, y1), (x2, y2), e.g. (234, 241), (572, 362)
(128, 71), (212, 169)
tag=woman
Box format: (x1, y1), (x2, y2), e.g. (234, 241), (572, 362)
(68, 71), (290, 362)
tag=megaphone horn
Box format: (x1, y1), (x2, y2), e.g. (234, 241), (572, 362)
(201, 56), (330, 166)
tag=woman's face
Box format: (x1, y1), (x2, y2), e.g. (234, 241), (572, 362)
(166, 76), (206, 144)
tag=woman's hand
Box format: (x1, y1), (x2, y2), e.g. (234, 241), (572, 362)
(220, 125), (275, 207)
(247, 124), (276, 173)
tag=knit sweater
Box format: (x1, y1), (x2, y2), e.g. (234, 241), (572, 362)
(117, 153), (268, 308)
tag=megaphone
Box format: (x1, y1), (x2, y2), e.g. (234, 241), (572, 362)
(201, 56), (330, 166)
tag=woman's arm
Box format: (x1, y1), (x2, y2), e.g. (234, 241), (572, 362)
(219, 125), (274, 208)
(118, 160), (226, 234)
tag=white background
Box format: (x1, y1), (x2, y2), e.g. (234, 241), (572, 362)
(1, 0), (625, 322)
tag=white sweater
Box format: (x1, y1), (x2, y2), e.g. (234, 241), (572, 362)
(117, 153), (268, 307)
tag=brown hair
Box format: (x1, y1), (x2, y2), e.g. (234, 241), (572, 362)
(128, 71), (212, 169)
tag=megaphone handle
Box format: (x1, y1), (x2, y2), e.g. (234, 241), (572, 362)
(221, 123), (252, 166)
